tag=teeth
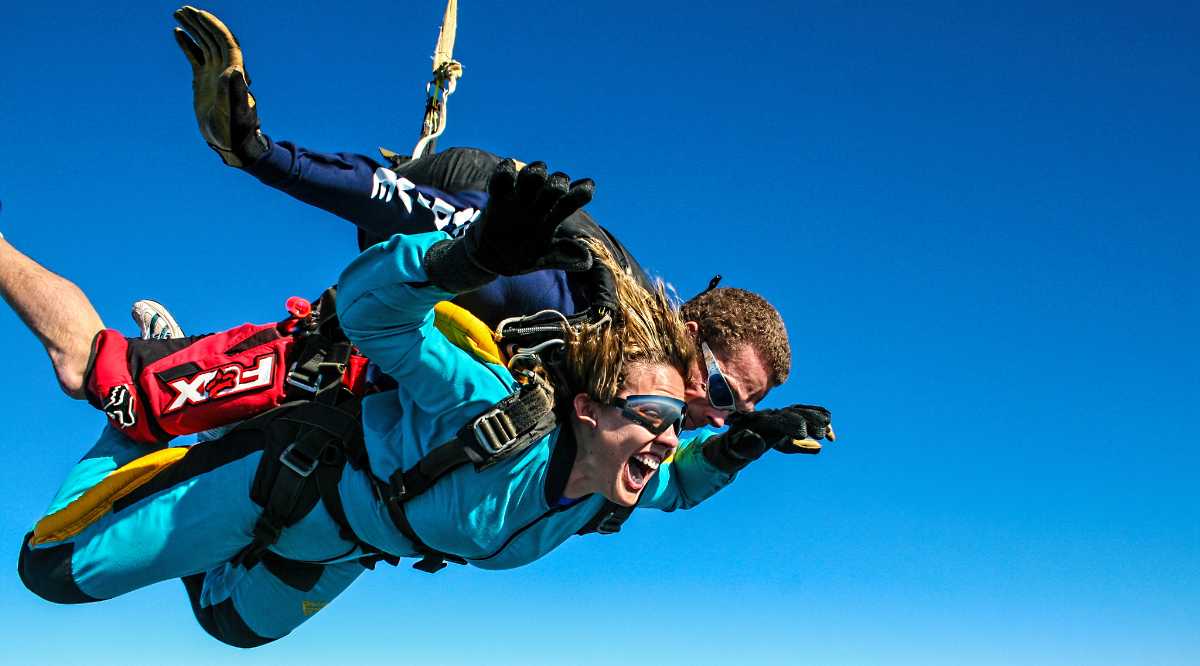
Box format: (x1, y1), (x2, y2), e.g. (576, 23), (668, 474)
(628, 463), (644, 486)
(634, 453), (661, 470)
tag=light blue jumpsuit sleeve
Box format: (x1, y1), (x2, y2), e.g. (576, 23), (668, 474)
(333, 229), (516, 482)
(335, 230), (460, 380)
(636, 432), (737, 511)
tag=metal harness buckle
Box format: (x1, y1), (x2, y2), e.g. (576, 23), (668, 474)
(280, 443), (321, 478)
(471, 408), (519, 458)
(285, 362), (322, 394)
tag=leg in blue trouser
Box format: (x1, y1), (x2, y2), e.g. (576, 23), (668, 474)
(43, 425), (167, 517)
(19, 423), (367, 646)
(183, 557), (367, 647)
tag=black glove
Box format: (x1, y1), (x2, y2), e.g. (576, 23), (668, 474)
(702, 404), (834, 473)
(173, 6), (268, 167)
(554, 214), (621, 316)
(424, 160), (595, 292)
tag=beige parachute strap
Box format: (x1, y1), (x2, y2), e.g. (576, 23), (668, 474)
(411, 0), (463, 160)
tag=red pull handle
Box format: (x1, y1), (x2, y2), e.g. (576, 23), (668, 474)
(286, 296), (312, 319)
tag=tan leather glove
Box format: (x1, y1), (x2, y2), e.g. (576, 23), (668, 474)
(172, 6), (267, 167)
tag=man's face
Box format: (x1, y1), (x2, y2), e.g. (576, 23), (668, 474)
(682, 342), (772, 429)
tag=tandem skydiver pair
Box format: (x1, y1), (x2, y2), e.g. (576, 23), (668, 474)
(7, 159), (831, 646)
(7, 5), (836, 648)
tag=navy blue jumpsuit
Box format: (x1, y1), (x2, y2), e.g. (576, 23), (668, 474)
(242, 137), (649, 327)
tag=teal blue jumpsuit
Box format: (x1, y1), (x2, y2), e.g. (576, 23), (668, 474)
(19, 231), (735, 647)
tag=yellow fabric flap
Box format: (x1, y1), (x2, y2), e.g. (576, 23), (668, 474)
(31, 447), (189, 546)
(433, 301), (503, 366)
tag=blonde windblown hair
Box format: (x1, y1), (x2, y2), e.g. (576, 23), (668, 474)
(560, 240), (696, 402)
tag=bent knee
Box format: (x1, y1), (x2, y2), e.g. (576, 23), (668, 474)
(197, 601), (280, 648)
(182, 574), (278, 649)
(18, 532), (99, 604)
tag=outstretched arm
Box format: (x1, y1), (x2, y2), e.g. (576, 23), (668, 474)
(636, 432), (736, 511)
(173, 8), (488, 242)
(0, 237), (103, 398)
(637, 405), (836, 511)
(338, 158), (596, 385)
(335, 230), (507, 415)
(244, 138), (488, 243)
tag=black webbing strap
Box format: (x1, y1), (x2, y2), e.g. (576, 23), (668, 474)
(284, 288), (355, 399)
(577, 501), (635, 536)
(387, 379), (556, 503)
(314, 456), (400, 570)
(286, 337), (353, 397)
(234, 399), (373, 570)
(382, 497), (467, 573)
(380, 379), (557, 573)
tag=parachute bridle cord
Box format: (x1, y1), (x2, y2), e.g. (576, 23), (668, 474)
(411, 60), (462, 159)
(507, 339), (567, 385)
(412, 0), (462, 159)
(584, 309), (613, 334)
(495, 307), (619, 395)
(496, 308), (574, 338)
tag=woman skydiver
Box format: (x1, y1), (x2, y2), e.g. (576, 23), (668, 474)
(9, 159), (828, 647)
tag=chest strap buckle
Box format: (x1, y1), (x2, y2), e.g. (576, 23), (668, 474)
(469, 408), (519, 461)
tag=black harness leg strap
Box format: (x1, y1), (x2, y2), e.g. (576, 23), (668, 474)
(235, 415), (329, 570)
(383, 499), (466, 574)
(234, 397), (380, 571)
(314, 454), (400, 569)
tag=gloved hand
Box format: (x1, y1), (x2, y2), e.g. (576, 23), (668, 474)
(172, 6), (267, 167)
(424, 160), (596, 292)
(553, 213), (622, 318)
(703, 404), (835, 473)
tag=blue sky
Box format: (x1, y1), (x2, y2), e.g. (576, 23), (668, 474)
(1, 1), (1197, 664)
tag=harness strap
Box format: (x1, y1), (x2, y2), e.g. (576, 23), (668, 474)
(387, 379), (556, 502)
(234, 398), (394, 570)
(314, 456), (400, 569)
(381, 377), (557, 573)
(577, 501), (635, 536)
(235, 406), (331, 569)
(382, 494), (467, 573)
(284, 289), (368, 401)
(287, 337), (354, 397)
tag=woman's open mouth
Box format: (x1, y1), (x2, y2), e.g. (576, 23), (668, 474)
(622, 452), (662, 493)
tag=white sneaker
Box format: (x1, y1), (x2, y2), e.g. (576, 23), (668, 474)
(131, 300), (185, 340)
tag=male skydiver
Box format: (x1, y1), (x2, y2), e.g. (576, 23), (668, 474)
(170, 5), (813, 433)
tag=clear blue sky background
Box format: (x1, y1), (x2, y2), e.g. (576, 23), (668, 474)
(1, 1), (1196, 664)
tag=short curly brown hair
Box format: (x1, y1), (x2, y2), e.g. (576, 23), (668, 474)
(680, 287), (790, 386)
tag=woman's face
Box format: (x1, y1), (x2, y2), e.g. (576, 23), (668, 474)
(574, 362), (687, 506)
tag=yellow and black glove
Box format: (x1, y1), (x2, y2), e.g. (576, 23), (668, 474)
(702, 404), (835, 473)
(172, 6), (267, 167)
